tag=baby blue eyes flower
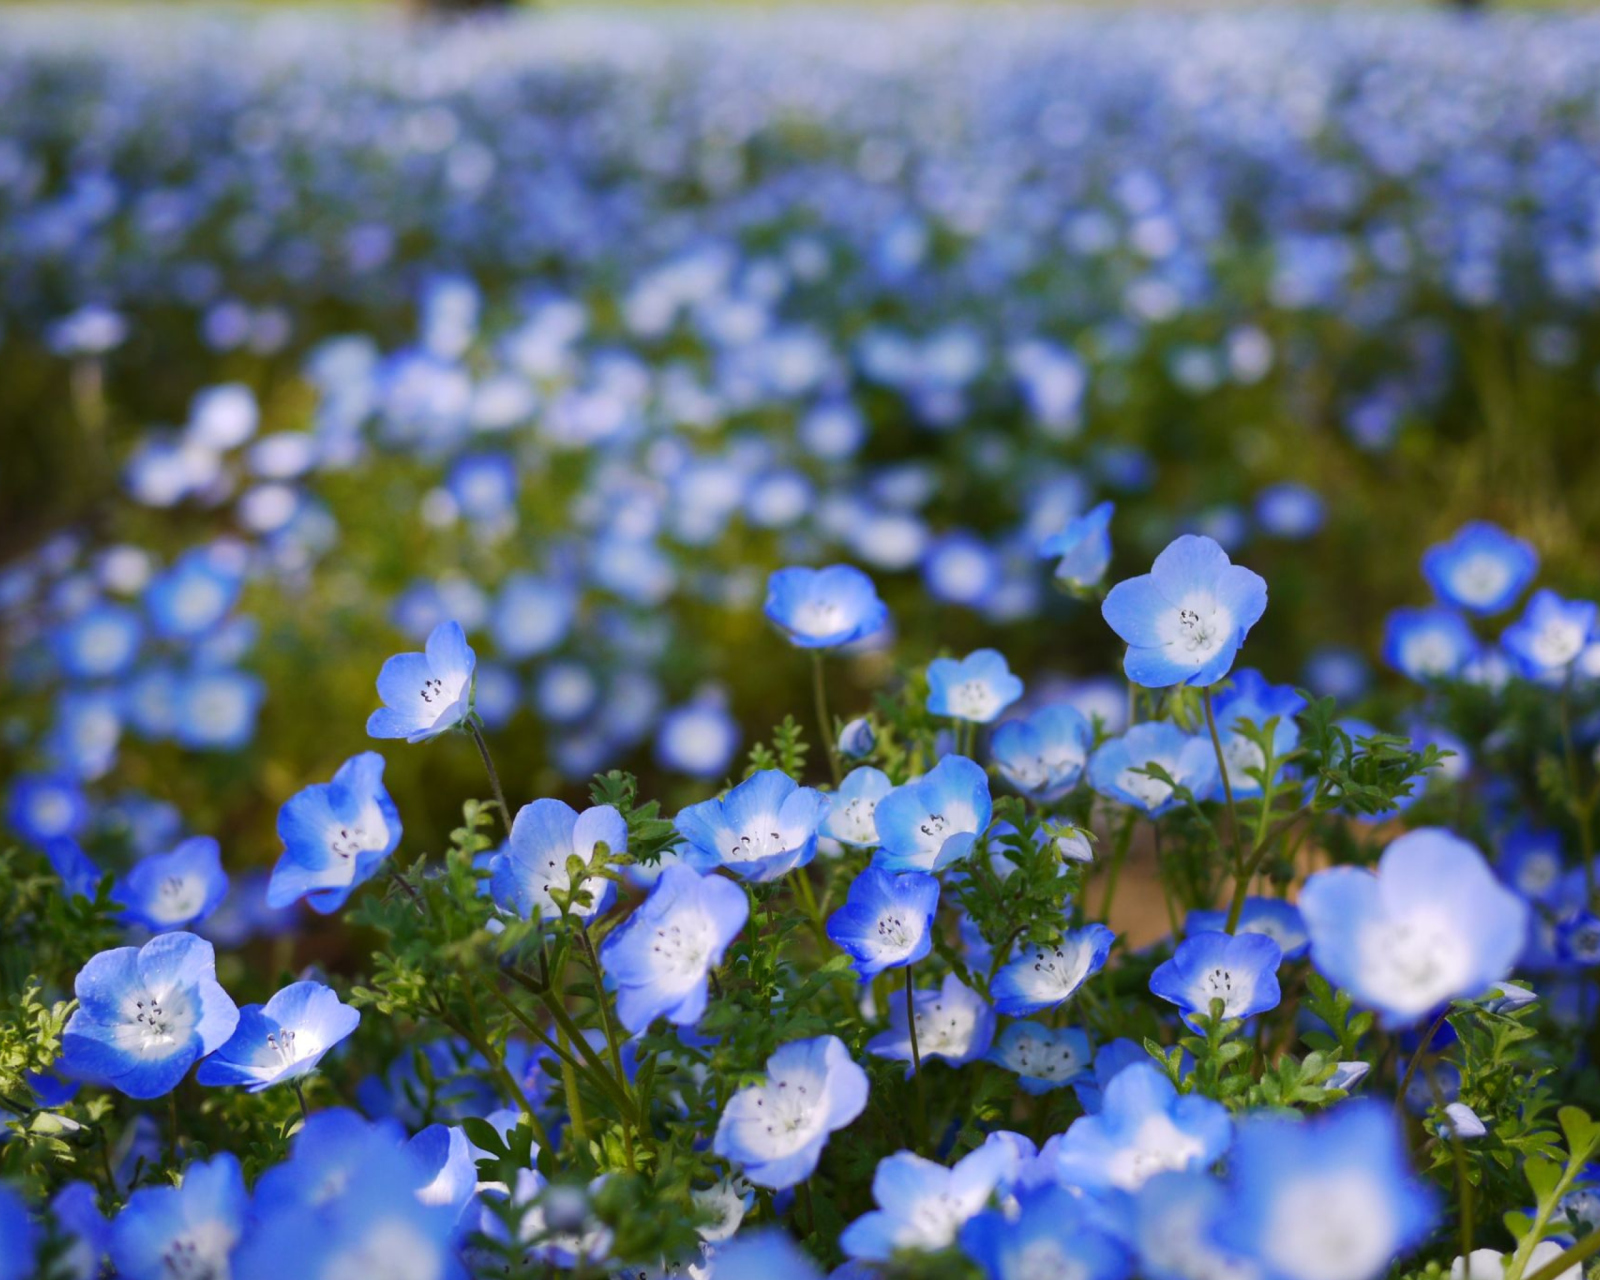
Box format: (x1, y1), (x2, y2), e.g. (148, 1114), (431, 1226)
(1502, 589), (1598, 679)
(763, 564), (889, 649)
(1133, 1170), (1255, 1280)
(1040, 500), (1114, 590)
(1422, 521), (1538, 615)
(55, 602), (143, 680)
(961, 1184), (1131, 1280)
(600, 864), (749, 1033)
(144, 549), (244, 641)
(1088, 723), (1218, 816)
(822, 766), (892, 847)
(115, 836), (229, 933)
(1217, 1101), (1437, 1280)
(926, 649), (1024, 724)
(841, 1145), (1012, 1260)
(991, 924), (1115, 1017)
(61, 932), (239, 1099)
(108, 1153), (247, 1280)
(1496, 825), (1566, 905)
(195, 981), (360, 1093)
(366, 618), (477, 742)
(872, 756), (992, 872)
(1208, 668), (1305, 796)
(868, 973), (995, 1073)
(1186, 896), (1308, 959)
(1149, 931), (1283, 1030)
(990, 704), (1092, 802)
(713, 1035), (869, 1189)
(490, 798), (625, 922)
(1382, 605), (1476, 681)
(268, 751), (401, 914)
(1101, 534), (1267, 688)
(0, 1186), (34, 1280)
(837, 717), (876, 761)
(6, 772), (90, 845)
(1299, 827), (1529, 1029)
(676, 769), (830, 882)
(986, 1022), (1092, 1094)
(825, 867), (939, 980)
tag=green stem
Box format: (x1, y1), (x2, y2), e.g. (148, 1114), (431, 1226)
(811, 651), (843, 787)
(1202, 688), (1246, 892)
(1559, 683), (1596, 907)
(578, 924), (638, 1169)
(1096, 811), (1137, 922)
(557, 1023), (588, 1147)
(1393, 1006), (1453, 1118)
(905, 966), (928, 1153)
(468, 716), (514, 838)
(489, 983), (633, 1117)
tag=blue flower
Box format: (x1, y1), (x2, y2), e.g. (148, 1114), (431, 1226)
(1382, 606), (1476, 681)
(195, 980), (360, 1093)
(837, 717), (876, 760)
(1217, 1101), (1437, 1280)
(1299, 827), (1529, 1028)
(676, 770), (830, 882)
(1046, 1060), (1231, 1193)
(6, 773), (90, 845)
(1502, 589), (1597, 679)
(408, 1123), (481, 1222)
(821, 766), (892, 847)
(841, 1145), (1012, 1260)
(0, 1186), (35, 1280)
(268, 752), (401, 914)
(868, 973), (994, 1073)
(656, 697), (741, 779)
(173, 668), (266, 751)
(1101, 535), (1267, 688)
(1133, 1170), (1257, 1280)
(986, 1021), (1092, 1094)
(108, 1153), (247, 1280)
(491, 574), (577, 659)
(872, 756), (992, 872)
(763, 565), (888, 649)
(250, 1107), (413, 1218)
(926, 649), (1024, 724)
(1150, 931), (1283, 1030)
(990, 704), (1092, 802)
(705, 1230), (822, 1280)
(991, 925), (1115, 1016)
(490, 798), (625, 922)
(1186, 897), (1308, 959)
(50, 1181), (109, 1280)
(1208, 669), (1306, 796)
(1496, 825), (1567, 906)
(825, 867), (939, 979)
(366, 619), (477, 742)
(55, 603), (143, 680)
(115, 836), (229, 933)
(1254, 483), (1324, 540)
(600, 864), (748, 1033)
(1040, 501), (1114, 590)
(60, 933), (239, 1099)
(1088, 723), (1218, 816)
(960, 1184), (1131, 1280)
(447, 451), (517, 524)
(1422, 521), (1538, 615)
(144, 548), (243, 641)
(713, 1035), (869, 1189)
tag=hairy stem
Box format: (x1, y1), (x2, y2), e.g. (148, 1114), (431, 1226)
(811, 651), (843, 787)
(469, 716), (514, 838)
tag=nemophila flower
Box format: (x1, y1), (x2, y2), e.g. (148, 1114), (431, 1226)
(61, 932), (238, 1099)
(1453, 1244), (1581, 1280)
(1299, 827), (1529, 1028)
(1186, 897), (1308, 959)
(1208, 669), (1305, 796)
(1382, 606), (1476, 682)
(1101, 534), (1267, 688)
(826, 867), (939, 979)
(1134, 1170), (1255, 1280)
(1150, 931), (1283, 1030)
(51, 1180), (109, 1280)
(1439, 1102), (1487, 1140)
(173, 668), (266, 751)
(691, 1177), (753, 1243)
(1422, 522), (1538, 615)
(115, 836), (229, 932)
(1559, 911), (1600, 966)
(269, 752), (401, 914)
(656, 697), (741, 779)
(959, 1184), (1130, 1280)
(1041, 500), (1114, 590)
(872, 756), (992, 872)
(447, 451), (518, 524)
(763, 564), (888, 648)
(491, 574), (576, 659)
(926, 649), (1024, 723)
(6, 772), (90, 844)
(705, 1230), (823, 1280)
(1496, 825), (1567, 906)
(676, 769), (829, 882)
(821, 766), (892, 847)
(841, 1145), (1012, 1260)
(868, 973), (995, 1073)
(1255, 483), (1324, 540)
(409, 1123), (484, 1220)
(366, 618), (476, 742)
(49, 688), (122, 780)
(600, 864), (748, 1033)
(251, 1108), (413, 1219)
(0, 1186), (34, 1280)
(55, 602), (143, 680)
(990, 704), (1092, 802)
(1502, 589), (1597, 679)
(195, 981), (360, 1093)
(144, 548), (244, 641)
(1046, 1061), (1231, 1194)
(838, 717), (875, 760)
(986, 1022), (1092, 1094)
(713, 1035), (869, 1189)
(992, 925), (1115, 1017)
(108, 1153), (247, 1280)
(1089, 723), (1218, 816)
(490, 799), (625, 921)
(1218, 1101), (1437, 1280)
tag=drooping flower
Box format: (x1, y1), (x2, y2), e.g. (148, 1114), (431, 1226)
(872, 756), (992, 872)
(1381, 606), (1476, 682)
(1101, 534), (1267, 688)
(115, 836), (229, 933)
(1422, 522), (1538, 615)
(599, 864), (748, 1033)
(838, 717), (876, 760)
(1185, 897), (1308, 959)
(990, 704), (1092, 802)
(959, 1183), (1131, 1280)
(195, 981), (360, 1093)
(986, 1022), (1092, 1094)
(1088, 723), (1218, 816)
(991, 925), (1116, 1017)
(366, 619), (477, 742)
(60, 933), (239, 1099)
(1502, 589), (1597, 680)
(1299, 827), (1529, 1028)
(108, 1154), (248, 1280)
(713, 1035), (869, 1188)
(841, 1145), (1013, 1260)
(1040, 500), (1114, 590)
(825, 867), (939, 979)
(821, 767), (893, 848)
(763, 565), (889, 649)
(1208, 669), (1305, 796)
(868, 973), (995, 1073)
(490, 798), (625, 921)
(268, 752), (401, 914)
(926, 649), (1024, 724)
(676, 770), (830, 882)
(1150, 931), (1283, 1030)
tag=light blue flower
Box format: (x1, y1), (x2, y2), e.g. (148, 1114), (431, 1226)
(838, 717), (875, 760)
(1132, 1170), (1255, 1280)
(490, 798), (624, 922)
(490, 573), (577, 659)
(195, 981), (360, 1093)
(821, 766), (892, 847)
(1040, 500), (1114, 590)
(173, 668), (266, 751)
(1502, 589), (1597, 680)
(268, 752), (401, 914)
(50, 1181), (109, 1280)
(108, 1154), (247, 1280)
(991, 924), (1115, 1017)
(1186, 897), (1308, 959)
(0, 1186), (35, 1280)
(408, 1123), (481, 1222)
(448, 452), (517, 524)
(706, 1230), (822, 1280)
(841, 1144), (1012, 1260)
(986, 1021), (1092, 1094)
(990, 704), (1092, 802)
(872, 756), (992, 872)
(6, 773), (90, 845)
(656, 698), (741, 779)
(250, 1107), (414, 1218)
(960, 1184), (1131, 1280)
(1209, 669), (1305, 796)
(55, 603), (143, 680)
(868, 973), (994, 1073)
(1088, 723), (1218, 816)
(1422, 521), (1538, 615)
(1299, 827), (1529, 1028)
(825, 867), (939, 980)
(1382, 606), (1476, 681)
(144, 548), (244, 641)
(1150, 931), (1283, 1030)
(1101, 534), (1267, 688)
(48, 689), (121, 780)
(1255, 483), (1324, 540)
(713, 1035), (868, 1189)
(60, 933), (239, 1099)
(676, 770), (830, 882)
(763, 565), (888, 649)
(600, 864), (748, 1033)
(115, 836), (229, 933)
(926, 649), (1024, 724)
(366, 619), (476, 742)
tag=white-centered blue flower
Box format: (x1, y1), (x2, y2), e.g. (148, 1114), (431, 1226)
(490, 798), (625, 922)
(1186, 897), (1308, 960)
(54, 602), (143, 681)
(1422, 521), (1537, 615)
(1150, 931), (1283, 1030)
(1381, 606), (1476, 682)
(872, 756), (992, 872)
(268, 752), (401, 914)
(926, 649), (1024, 724)
(1133, 1170), (1257, 1280)
(821, 766), (892, 848)
(1089, 723), (1219, 816)
(1101, 534), (1267, 688)
(986, 1022), (1092, 1095)
(1209, 669), (1305, 797)
(366, 619), (476, 742)
(713, 1035), (869, 1189)
(840, 1144), (1012, 1260)
(959, 1183), (1131, 1280)
(868, 973), (994, 1073)
(195, 980), (360, 1093)
(6, 772), (90, 846)
(991, 924), (1115, 1017)
(676, 769), (830, 882)
(763, 564), (889, 649)
(825, 867), (939, 980)
(990, 704), (1092, 802)
(144, 548), (244, 641)
(115, 836), (229, 933)
(1495, 825), (1567, 906)
(1502, 589), (1597, 680)
(108, 1153), (247, 1280)
(1040, 500), (1114, 590)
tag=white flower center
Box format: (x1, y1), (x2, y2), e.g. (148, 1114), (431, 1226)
(1403, 631), (1459, 678)
(1452, 554), (1512, 607)
(1012, 1240), (1089, 1280)
(871, 910), (916, 961)
(1360, 915), (1472, 1015)
(835, 797), (879, 845)
(948, 680), (1000, 721)
(1531, 618), (1587, 668)
(151, 874), (207, 925)
(746, 1070), (826, 1157)
(1116, 767), (1173, 810)
(913, 994), (981, 1057)
(1261, 1172), (1396, 1280)
(322, 1219), (440, 1280)
(121, 984), (199, 1057)
(791, 599), (845, 638)
(1106, 1114), (1209, 1190)
(1001, 1031), (1085, 1082)
(156, 1220), (238, 1280)
(1195, 965), (1255, 1019)
(726, 828), (788, 864)
(650, 912), (716, 984)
